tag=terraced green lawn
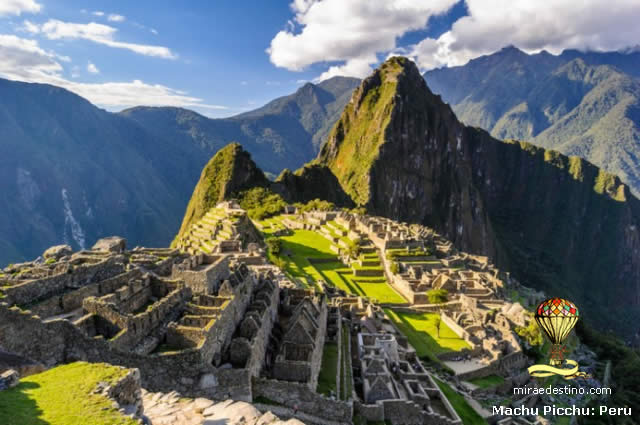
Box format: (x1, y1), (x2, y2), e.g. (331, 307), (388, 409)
(434, 377), (488, 425)
(314, 262), (405, 304)
(384, 309), (470, 360)
(0, 362), (137, 425)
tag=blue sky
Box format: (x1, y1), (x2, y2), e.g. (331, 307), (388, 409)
(0, 0), (638, 117)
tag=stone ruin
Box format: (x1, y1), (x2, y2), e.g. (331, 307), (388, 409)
(328, 295), (462, 425)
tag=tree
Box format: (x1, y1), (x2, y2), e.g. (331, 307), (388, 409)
(427, 289), (448, 339)
(434, 316), (442, 338)
(266, 238), (282, 256)
(347, 239), (361, 259)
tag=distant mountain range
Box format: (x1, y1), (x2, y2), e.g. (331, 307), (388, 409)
(0, 76), (358, 264)
(425, 46), (640, 195)
(121, 76), (359, 176)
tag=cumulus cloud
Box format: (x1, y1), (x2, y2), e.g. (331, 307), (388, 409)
(270, 0), (640, 78)
(87, 61), (99, 74)
(267, 0), (458, 79)
(92, 11), (104, 17)
(0, 34), (224, 110)
(25, 19), (177, 59)
(0, 0), (41, 16)
(107, 14), (125, 22)
(409, 0), (640, 70)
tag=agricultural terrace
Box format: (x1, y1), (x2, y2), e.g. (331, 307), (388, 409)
(256, 215), (406, 304)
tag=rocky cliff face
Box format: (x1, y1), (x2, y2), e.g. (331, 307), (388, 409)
(318, 57), (640, 335)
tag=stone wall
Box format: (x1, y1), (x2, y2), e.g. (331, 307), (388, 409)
(3, 257), (125, 306)
(171, 254), (231, 295)
(253, 377), (353, 423)
(0, 302), (253, 400)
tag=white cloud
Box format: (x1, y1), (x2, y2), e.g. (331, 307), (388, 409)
(150, 28), (158, 35)
(0, 34), (223, 110)
(27, 19), (176, 59)
(267, 0), (458, 79)
(92, 11), (104, 17)
(270, 0), (640, 78)
(408, 0), (640, 70)
(87, 61), (99, 74)
(107, 14), (125, 22)
(0, 0), (41, 16)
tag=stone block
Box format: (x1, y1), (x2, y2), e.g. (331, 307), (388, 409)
(43, 244), (73, 260)
(93, 236), (127, 253)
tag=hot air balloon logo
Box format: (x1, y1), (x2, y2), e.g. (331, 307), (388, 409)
(528, 298), (589, 379)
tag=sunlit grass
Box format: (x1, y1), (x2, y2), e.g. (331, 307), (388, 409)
(0, 362), (137, 425)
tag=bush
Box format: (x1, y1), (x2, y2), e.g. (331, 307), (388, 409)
(427, 289), (448, 304)
(515, 319), (543, 347)
(390, 262), (399, 274)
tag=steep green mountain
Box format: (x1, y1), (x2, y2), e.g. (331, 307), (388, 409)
(0, 76), (357, 265)
(424, 47), (640, 195)
(311, 57), (640, 336)
(174, 143), (268, 242)
(120, 76), (360, 175)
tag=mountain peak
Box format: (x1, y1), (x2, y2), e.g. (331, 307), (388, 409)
(318, 56), (454, 206)
(173, 143), (268, 244)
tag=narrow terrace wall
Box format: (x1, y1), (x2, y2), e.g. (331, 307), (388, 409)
(253, 377), (353, 423)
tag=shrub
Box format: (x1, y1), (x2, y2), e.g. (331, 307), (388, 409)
(515, 319), (543, 347)
(390, 262), (399, 274)
(427, 289), (449, 305)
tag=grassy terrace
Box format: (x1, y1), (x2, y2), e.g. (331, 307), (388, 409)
(0, 362), (137, 425)
(384, 309), (470, 362)
(314, 262), (405, 304)
(317, 343), (339, 396)
(434, 377), (488, 425)
(257, 217), (405, 303)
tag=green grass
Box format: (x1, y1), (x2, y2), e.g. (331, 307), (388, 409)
(275, 229), (335, 288)
(467, 375), (504, 389)
(340, 325), (353, 400)
(317, 343), (339, 396)
(0, 362), (137, 425)
(434, 378), (488, 425)
(314, 262), (405, 304)
(384, 309), (470, 360)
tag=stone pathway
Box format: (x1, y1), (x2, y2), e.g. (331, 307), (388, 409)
(141, 389), (306, 425)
